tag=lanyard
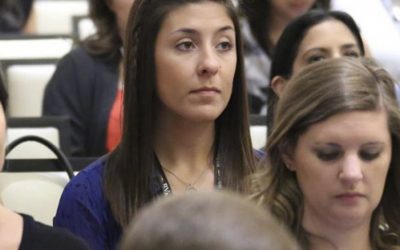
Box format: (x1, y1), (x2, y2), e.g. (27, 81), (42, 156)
(155, 155), (222, 196)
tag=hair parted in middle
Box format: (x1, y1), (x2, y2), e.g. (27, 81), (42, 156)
(266, 9), (365, 131)
(251, 57), (400, 249)
(104, 0), (255, 228)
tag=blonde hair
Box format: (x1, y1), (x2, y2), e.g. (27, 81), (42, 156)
(251, 58), (400, 249)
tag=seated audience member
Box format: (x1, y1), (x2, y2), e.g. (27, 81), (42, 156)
(120, 191), (299, 250)
(266, 10), (365, 131)
(54, 0), (256, 249)
(0, 72), (89, 250)
(0, 0), (34, 33)
(238, 0), (330, 113)
(251, 58), (400, 249)
(43, 0), (135, 157)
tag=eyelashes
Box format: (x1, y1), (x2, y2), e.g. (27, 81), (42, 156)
(175, 39), (235, 52)
(314, 148), (382, 162)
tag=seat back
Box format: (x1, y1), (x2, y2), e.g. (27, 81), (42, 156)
(4, 62), (57, 117)
(0, 172), (69, 225)
(72, 15), (96, 41)
(0, 35), (73, 60)
(33, 0), (89, 35)
(249, 115), (267, 149)
(6, 116), (72, 158)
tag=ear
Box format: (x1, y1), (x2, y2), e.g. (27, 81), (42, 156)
(282, 153), (296, 172)
(271, 76), (288, 98)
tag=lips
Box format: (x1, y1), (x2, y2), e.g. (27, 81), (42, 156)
(335, 192), (365, 204)
(190, 87), (221, 94)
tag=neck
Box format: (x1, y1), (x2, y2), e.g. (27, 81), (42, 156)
(268, 13), (291, 47)
(303, 210), (372, 250)
(154, 110), (216, 193)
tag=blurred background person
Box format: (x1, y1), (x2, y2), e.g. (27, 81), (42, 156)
(265, 10), (364, 131)
(43, 0), (134, 157)
(238, 0), (330, 114)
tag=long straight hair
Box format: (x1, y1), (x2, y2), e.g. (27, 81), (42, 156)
(104, 0), (255, 227)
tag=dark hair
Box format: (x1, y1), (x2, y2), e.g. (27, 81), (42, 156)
(0, 0), (25, 33)
(252, 58), (400, 249)
(104, 0), (255, 227)
(83, 0), (122, 61)
(266, 10), (365, 131)
(0, 70), (9, 111)
(239, 0), (330, 57)
(120, 191), (299, 250)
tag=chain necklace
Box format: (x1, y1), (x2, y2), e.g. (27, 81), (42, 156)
(162, 166), (210, 192)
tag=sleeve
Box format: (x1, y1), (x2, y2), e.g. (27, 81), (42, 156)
(42, 50), (92, 156)
(53, 171), (107, 250)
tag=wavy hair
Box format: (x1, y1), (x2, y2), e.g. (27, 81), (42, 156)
(251, 58), (400, 250)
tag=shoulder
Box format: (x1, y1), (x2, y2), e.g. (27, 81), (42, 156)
(20, 214), (89, 250)
(62, 156), (107, 198)
(54, 155), (110, 230)
(57, 47), (96, 67)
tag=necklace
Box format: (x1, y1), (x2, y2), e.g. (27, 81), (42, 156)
(162, 166), (210, 192)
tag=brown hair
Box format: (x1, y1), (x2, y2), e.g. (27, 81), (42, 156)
(120, 191), (299, 250)
(251, 58), (400, 249)
(83, 0), (122, 61)
(104, 0), (255, 227)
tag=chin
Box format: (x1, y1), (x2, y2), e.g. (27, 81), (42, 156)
(329, 209), (371, 229)
(183, 107), (225, 122)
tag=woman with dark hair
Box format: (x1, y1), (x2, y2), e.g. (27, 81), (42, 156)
(238, 0), (330, 113)
(0, 72), (89, 250)
(266, 10), (365, 131)
(54, 0), (256, 249)
(43, 0), (134, 157)
(251, 58), (400, 250)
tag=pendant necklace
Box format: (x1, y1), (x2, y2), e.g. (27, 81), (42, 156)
(156, 154), (222, 195)
(162, 166), (209, 192)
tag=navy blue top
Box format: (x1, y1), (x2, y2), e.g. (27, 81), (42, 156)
(54, 157), (122, 250)
(54, 150), (265, 250)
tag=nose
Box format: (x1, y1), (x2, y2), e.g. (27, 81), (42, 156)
(197, 47), (220, 77)
(339, 154), (363, 187)
(332, 49), (341, 59)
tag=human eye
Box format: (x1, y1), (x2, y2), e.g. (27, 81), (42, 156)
(176, 40), (196, 51)
(314, 146), (342, 162)
(306, 54), (326, 64)
(343, 49), (360, 58)
(216, 40), (234, 52)
(359, 148), (382, 161)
